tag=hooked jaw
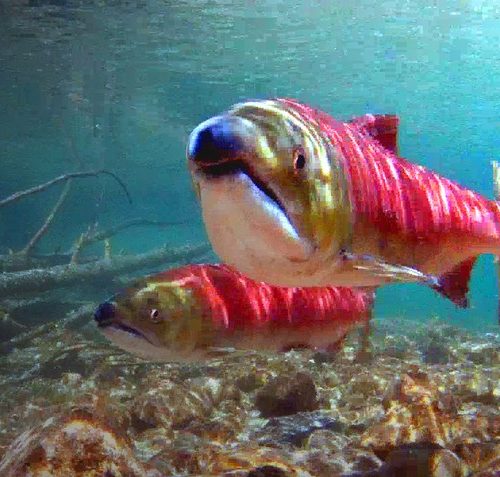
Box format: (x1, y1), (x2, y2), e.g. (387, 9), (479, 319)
(187, 114), (300, 235)
(94, 301), (116, 327)
(94, 301), (150, 341)
(187, 114), (261, 179)
(187, 114), (303, 229)
(188, 116), (244, 162)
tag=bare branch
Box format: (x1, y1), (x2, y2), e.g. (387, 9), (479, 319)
(0, 253), (99, 273)
(87, 218), (189, 243)
(0, 169), (131, 208)
(0, 303), (95, 355)
(70, 218), (189, 263)
(20, 179), (72, 255)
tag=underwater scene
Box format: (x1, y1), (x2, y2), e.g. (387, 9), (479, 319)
(0, 1), (498, 476)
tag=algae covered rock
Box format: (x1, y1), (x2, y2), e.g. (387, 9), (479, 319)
(252, 411), (344, 447)
(361, 371), (462, 450)
(377, 443), (467, 477)
(0, 410), (159, 477)
(255, 371), (319, 418)
(130, 375), (242, 431)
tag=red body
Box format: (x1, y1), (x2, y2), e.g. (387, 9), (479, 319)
(161, 264), (375, 332)
(282, 98), (500, 244)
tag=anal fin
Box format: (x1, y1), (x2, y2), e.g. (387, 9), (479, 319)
(431, 257), (477, 308)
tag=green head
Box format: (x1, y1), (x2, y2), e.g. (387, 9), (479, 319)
(94, 274), (215, 361)
(187, 98), (352, 286)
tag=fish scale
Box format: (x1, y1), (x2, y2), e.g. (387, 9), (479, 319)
(166, 264), (372, 330)
(283, 99), (500, 240)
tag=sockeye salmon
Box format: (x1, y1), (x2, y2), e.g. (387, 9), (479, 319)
(187, 98), (500, 309)
(94, 263), (374, 361)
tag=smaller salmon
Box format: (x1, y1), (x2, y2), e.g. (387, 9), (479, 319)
(94, 264), (375, 361)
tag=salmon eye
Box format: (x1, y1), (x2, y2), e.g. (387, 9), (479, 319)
(293, 148), (306, 171)
(150, 308), (161, 323)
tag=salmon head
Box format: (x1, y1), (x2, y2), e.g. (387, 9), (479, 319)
(94, 273), (215, 361)
(187, 98), (352, 286)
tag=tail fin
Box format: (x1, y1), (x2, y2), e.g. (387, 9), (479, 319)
(492, 161), (500, 324)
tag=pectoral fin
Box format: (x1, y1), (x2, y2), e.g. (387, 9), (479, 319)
(205, 347), (254, 360)
(340, 251), (439, 287)
(339, 251), (475, 309)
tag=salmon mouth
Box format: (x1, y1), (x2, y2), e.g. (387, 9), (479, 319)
(187, 114), (290, 221)
(196, 159), (289, 220)
(100, 321), (155, 345)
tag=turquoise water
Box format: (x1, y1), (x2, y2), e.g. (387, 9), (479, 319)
(0, 0), (499, 330)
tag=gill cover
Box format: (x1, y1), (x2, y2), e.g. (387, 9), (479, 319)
(112, 274), (212, 351)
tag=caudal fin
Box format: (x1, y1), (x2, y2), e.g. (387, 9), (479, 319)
(492, 161), (500, 324)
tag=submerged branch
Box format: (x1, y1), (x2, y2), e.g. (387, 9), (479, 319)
(0, 303), (95, 357)
(20, 179), (73, 255)
(84, 218), (189, 243)
(0, 243), (211, 299)
(0, 253), (99, 273)
(70, 218), (188, 263)
(0, 169), (131, 208)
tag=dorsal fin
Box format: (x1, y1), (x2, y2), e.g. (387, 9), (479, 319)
(431, 257), (477, 308)
(350, 114), (400, 154)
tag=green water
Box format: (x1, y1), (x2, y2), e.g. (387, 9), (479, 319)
(0, 0), (499, 330)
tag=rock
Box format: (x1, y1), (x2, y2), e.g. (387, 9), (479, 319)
(305, 429), (350, 453)
(465, 343), (500, 366)
(361, 373), (460, 450)
(381, 335), (417, 360)
(246, 465), (294, 476)
(236, 370), (267, 393)
(38, 345), (94, 378)
(0, 410), (158, 477)
(291, 445), (383, 477)
(471, 458), (500, 477)
(255, 372), (319, 418)
(420, 339), (453, 364)
(253, 411), (344, 447)
(455, 442), (500, 475)
(0, 318), (497, 477)
(379, 444), (467, 477)
(60, 371), (82, 387)
(149, 442), (312, 476)
(130, 376), (241, 431)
